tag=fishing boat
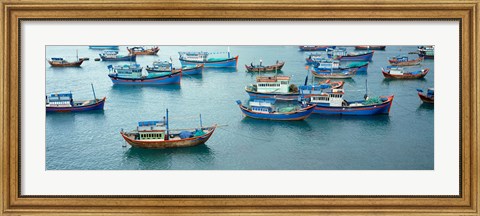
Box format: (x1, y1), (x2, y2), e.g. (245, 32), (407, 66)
(145, 60), (182, 76)
(120, 109), (217, 149)
(47, 57), (84, 67)
(298, 80), (345, 100)
(305, 53), (328, 64)
(313, 59), (369, 73)
(417, 88), (434, 104)
(99, 50), (136, 61)
(245, 60), (285, 72)
(127, 46), (160, 55)
(418, 46), (434, 59)
(245, 75), (300, 101)
(305, 88), (394, 115)
(107, 64), (182, 85)
(182, 64), (204, 75)
(311, 68), (357, 79)
(299, 46), (336, 51)
(327, 48), (374, 61)
(354, 46), (386, 50)
(388, 56), (424, 66)
(89, 45), (119, 50)
(179, 48), (238, 68)
(236, 99), (315, 121)
(46, 84), (106, 112)
(382, 66), (430, 79)
(319, 79), (345, 89)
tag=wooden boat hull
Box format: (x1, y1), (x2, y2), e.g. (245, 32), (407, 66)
(182, 64), (204, 75)
(418, 92), (434, 104)
(355, 46), (386, 50)
(108, 72), (182, 85)
(299, 46), (336, 51)
(331, 51), (374, 61)
(311, 69), (356, 79)
(382, 68), (429, 79)
(48, 60), (84, 67)
(388, 57), (424, 66)
(312, 96), (394, 115)
(127, 47), (160, 55)
(180, 56), (238, 68)
(238, 104), (315, 121)
(46, 97), (106, 112)
(99, 54), (136, 62)
(245, 89), (300, 101)
(121, 126), (216, 149)
(245, 62), (285, 72)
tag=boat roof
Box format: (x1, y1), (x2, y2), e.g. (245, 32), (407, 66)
(50, 57), (64, 60)
(49, 93), (72, 98)
(138, 120), (165, 127)
(256, 76), (290, 82)
(103, 50), (119, 54)
(299, 84), (332, 90)
(179, 51), (209, 55)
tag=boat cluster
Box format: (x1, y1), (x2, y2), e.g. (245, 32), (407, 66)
(46, 45), (434, 148)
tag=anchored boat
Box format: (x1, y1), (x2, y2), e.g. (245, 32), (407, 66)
(120, 109), (217, 149)
(418, 46), (434, 59)
(311, 68), (357, 79)
(245, 75), (300, 101)
(107, 64), (182, 85)
(245, 60), (285, 72)
(236, 99), (315, 121)
(388, 56), (424, 66)
(313, 59), (368, 73)
(46, 84), (105, 112)
(89, 45), (119, 50)
(354, 46), (386, 50)
(327, 48), (374, 61)
(179, 48), (238, 68)
(417, 88), (434, 104)
(48, 57), (84, 67)
(127, 46), (160, 55)
(145, 60), (182, 76)
(382, 66), (430, 79)
(299, 46), (336, 51)
(99, 50), (136, 61)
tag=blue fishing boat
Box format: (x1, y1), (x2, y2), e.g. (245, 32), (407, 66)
(299, 46), (336, 51)
(46, 84), (106, 112)
(305, 53), (328, 64)
(313, 59), (369, 73)
(179, 48), (238, 68)
(245, 75), (300, 101)
(89, 45), (119, 50)
(145, 60), (182, 76)
(327, 48), (374, 61)
(304, 88), (394, 115)
(236, 99), (315, 121)
(107, 64), (181, 85)
(99, 50), (136, 61)
(120, 109), (217, 148)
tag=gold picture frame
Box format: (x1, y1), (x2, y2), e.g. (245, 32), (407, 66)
(1, 0), (478, 215)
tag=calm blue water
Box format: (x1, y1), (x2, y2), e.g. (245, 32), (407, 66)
(46, 46), (434, 170)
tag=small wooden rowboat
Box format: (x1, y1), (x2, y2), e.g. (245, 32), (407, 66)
(354, 46), (386, 50)
(48, 57), (84, 67)
(120, 109), (217, 149)
(236, 100), (315, 121)
(245, 61), (285, 72)
(311, 69), (357, 79)
(417, 88), (434, 104)
(388, 56), (424, 66)
(127, 46), (160, 55)
(319, 80), (345, 89)
(382, 67), (430, 79)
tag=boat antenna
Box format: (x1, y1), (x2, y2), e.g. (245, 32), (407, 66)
(76, 49), (79, 61)
(364, 79), (368, 100)
(304, 65), (309, 86)
(91, 83), (97, 100)
(199, 114), (203, 128)
(227, 46), (231, 58)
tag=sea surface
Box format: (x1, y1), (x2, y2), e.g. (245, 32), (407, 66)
(46, 45), (434, 170)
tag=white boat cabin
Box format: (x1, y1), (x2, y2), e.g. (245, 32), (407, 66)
(46, 93), (73, 107)
(102, 50), (119, 58)
(151, 61), (173, 71)
(316, 60), (340, 70)
(385, 67), (406, 75)
(310, 88), (345, 107)
(179, 52), (209, 62)
(254, 76), (291, 93)
(137, 120), (166, 141)
(249, 100), (275, 114)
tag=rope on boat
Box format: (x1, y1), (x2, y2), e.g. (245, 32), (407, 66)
(217, 127), (272, 142)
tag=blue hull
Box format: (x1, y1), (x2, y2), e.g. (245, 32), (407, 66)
(183, 65), (204, 75)
(312, 96), (394, 115)
(100, 55), (136, 62)
(89, 46), (119, 50)
(238, 105), (315, 120)
(108, 73), (182, 85)
(46, 98), (106, 112)
(330, 52), (374, 61)
(180, 56), (238, 68)
(314, 63), (368, 73)
(246, 91), (300, 101)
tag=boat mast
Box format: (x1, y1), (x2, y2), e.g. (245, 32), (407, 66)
(227, 46), (231, 58)
(304, 65), (309, 86)
(199, 114), (203, 128)
(91, 83), (97, 100)
(76, 49), (78, 61)
(166, 109), (169, 138)
(364, 79), (368, 100)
